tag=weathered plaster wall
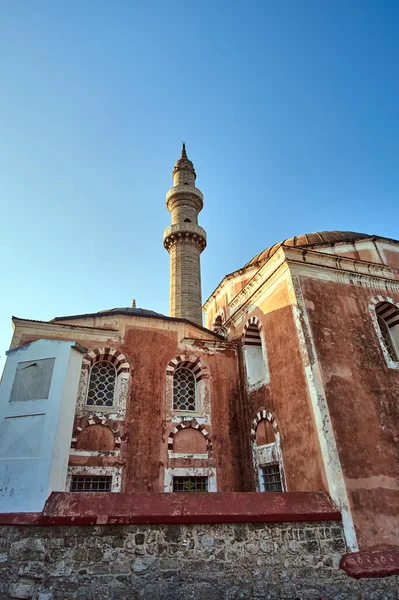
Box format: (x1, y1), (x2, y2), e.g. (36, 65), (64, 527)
(300, 276), (399, 550)
(229, 280), (328, 495)
(11, 317), (243, 494)
(2, 521), (398, 600)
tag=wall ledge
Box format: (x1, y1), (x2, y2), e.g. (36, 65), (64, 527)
(0, 491), (340, 526)
(340, 549), (399, 579)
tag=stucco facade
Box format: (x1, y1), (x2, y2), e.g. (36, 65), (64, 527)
(1, 148), (398, 585)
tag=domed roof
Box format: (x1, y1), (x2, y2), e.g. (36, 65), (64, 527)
(96, 307), (165, 317)
(245, 231), (371, 267)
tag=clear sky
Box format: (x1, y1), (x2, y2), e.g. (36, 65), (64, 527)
(1, 0), (398, 368)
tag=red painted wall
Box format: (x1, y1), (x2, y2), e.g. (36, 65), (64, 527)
(229, 282), (328, 494)
(300, 276), (399, 550)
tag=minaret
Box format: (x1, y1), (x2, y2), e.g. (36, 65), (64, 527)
(163, 144), (206, 326)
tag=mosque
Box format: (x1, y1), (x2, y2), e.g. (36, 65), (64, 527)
(0, 144), (398, 566)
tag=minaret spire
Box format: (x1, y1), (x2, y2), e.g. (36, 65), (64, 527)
(163, 146), (206, 325)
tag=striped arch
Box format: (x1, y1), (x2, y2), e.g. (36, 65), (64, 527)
(166, 355), (205, 382)
(71, 415), (121, 449)
(369, 295), (399, 365)
(250, 408), (279, 441)
(167, 419), (212, 454)
(375, 301), (399, 328)
(212, 312), (224, 332)
(243, 316), (263, 346)
(84, 348), (130, 376)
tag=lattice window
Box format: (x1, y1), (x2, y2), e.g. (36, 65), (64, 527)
(261, 464), (282, 492)
(172, 476), (208, 492)
(86, 361), (116, 407)
(70, 475), (112, 492)
(173, 367), (196, 411)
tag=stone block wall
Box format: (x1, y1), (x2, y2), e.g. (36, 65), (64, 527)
(1, 521), (398, 599)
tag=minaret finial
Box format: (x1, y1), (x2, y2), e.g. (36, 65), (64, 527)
(181, 142), (187, 158)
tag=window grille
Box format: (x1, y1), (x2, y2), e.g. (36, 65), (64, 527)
(261, 465), (283, 492)
(86, 361), (116, 407)
(377, 316), (398, 362)
(70, 475), (112, 492)
(173, 367), (196, 411)
(172, 476), (208, 492)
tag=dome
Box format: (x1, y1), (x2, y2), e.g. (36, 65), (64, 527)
(245, 231), (371, 268)
(96, 307), (165, 317)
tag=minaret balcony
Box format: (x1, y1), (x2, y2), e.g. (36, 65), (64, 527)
(163, 223), (207, 252)
(166, 185), (204, 212)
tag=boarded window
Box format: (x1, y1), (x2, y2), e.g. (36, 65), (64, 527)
(10, 358), (55, 402)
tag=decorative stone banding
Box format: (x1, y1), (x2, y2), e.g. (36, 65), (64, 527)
(84, 348), (130, 376)
(71, 415), (121, 449)
(251, 408), (279, 441)
(166, 356), (205, 382)
(168, 419), (212, 456)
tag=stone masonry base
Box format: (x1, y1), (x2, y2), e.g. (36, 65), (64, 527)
(1, 522), (398, 600)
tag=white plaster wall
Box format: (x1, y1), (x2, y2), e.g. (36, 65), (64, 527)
(0, 340), (84, 512)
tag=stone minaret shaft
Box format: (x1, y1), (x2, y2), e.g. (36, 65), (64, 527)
(164, 144), (206, 325)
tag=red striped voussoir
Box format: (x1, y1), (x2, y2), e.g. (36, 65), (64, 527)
(167, 419), (212, 454)
(250, 408), (278, 441)
(84, 348), (130, 376)
(243, 317), (262, 346)
(71, 415), (121, 449)
(166, 355), (204, 382)
(375, 300), (399, 328)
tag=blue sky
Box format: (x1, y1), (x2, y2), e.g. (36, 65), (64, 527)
(1, 0), (398, 367)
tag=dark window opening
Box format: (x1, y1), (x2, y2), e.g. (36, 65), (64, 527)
(184, 218), (191, 223)
(70, 475), (112, 492)
(172, 476), (208, 492)
(261, 465), (282, 492)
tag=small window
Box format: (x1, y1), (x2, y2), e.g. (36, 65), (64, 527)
(86, 361), (116, 407)
(172, 476), (208, 492)
(243, 322), (269, 387)
(213, 315), (223, 331)
(376, 302), (399, 362)
(261, 465), (282, 492)
(70, 475), (112, 492)
(173, 367), (196, 411)
(184, 218), (192, 223)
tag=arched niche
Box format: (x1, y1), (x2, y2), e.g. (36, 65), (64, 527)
(76, 424), (115, 452)
(172, 427), (207, 455)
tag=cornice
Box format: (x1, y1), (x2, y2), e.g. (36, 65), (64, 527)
(221, 247), (399, 331)
(12, 317), (118, 338)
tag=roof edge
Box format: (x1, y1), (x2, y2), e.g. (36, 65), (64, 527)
(51, 311), (224, 339)
(203, 233), (399, 309)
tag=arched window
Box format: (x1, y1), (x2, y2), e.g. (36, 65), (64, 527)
(86, 361), (116, 407)
(173, 367), (196, 411)
(376, 302), (399, 362)
(213, 315), (223, 332)
(243, 318), (269, 388)
(251, 410), (285, 493)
